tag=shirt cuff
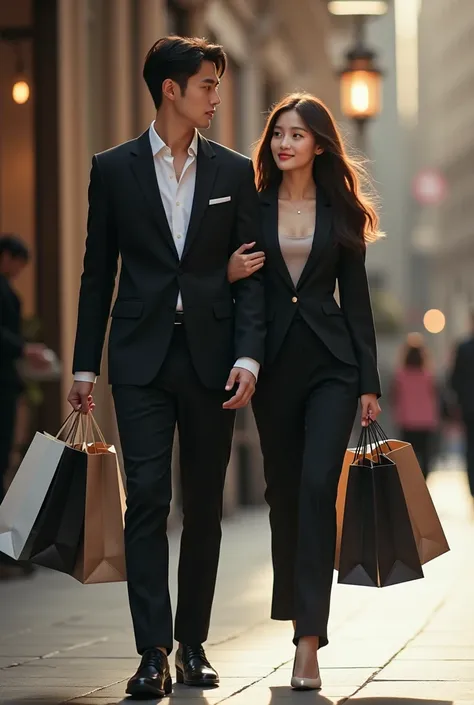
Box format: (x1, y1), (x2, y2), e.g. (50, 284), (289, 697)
(74, 371), (97, 384)
(233, 357), (260, 381)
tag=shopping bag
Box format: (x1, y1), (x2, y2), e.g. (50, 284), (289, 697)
(338, 427), (424, 587)
(22, 444), (87, 572)
(21, 413), (89, 572)
(72, 415), (126, 584)
(365, 421), (449, 565)
(0, 413), (86, 561)
(335, 422), (450, 569)
(335, 447), (354, 570)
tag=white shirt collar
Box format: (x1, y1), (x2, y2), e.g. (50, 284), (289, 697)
(149, 122), (199, 158)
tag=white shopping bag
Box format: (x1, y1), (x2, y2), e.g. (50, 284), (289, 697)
(0, 432), (70, 559)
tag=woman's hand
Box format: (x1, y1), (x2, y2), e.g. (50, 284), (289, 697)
(360, 393), (381, 427)
(228, 242), (265, 283)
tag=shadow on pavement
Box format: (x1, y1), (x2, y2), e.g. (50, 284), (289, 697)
(267, 691), (453, 705)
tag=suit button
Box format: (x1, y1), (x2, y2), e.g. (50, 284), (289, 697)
(291, 296), (298, 303)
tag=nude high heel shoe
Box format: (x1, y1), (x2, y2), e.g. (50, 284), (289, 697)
(290, 655), (322, 690)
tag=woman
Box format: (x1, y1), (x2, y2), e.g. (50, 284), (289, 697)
(392, 333), (440, 478)
(228, 94), (382, 689)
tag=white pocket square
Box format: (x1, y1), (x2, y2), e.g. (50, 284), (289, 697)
(209, 196), (231, 205)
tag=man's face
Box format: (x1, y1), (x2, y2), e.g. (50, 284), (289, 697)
(172, 60), (221, 130)
(0, 252), (27, 280)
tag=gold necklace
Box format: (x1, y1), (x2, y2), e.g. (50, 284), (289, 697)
(278, 198), (316, 216)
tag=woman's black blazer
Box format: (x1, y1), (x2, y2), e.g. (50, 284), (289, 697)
(259, 187), (381, 397)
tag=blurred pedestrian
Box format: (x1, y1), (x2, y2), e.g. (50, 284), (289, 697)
(0, 234), (49, 579)
(391, 333), (440, 479)
(66, 36), (265, 698)
(450, 309), (474, 498)
(228, 93), (381, 690)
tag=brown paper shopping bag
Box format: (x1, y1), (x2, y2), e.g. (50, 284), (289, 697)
(73, 416), (127, 584)
(371, 439), (449, 565)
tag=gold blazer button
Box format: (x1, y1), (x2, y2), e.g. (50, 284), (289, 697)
(291, 296), (298, 303)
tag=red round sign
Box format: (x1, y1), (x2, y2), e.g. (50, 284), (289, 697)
(412, 169), (447, 205)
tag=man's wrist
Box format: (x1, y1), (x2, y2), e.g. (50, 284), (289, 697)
(74, 371), (97, 384)
(233, 357), (260, 381)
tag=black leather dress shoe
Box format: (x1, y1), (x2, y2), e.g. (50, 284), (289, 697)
(176, 644), (219, 687)
(126, 648), (172, 698)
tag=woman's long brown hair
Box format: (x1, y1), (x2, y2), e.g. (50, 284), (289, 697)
(254, 93), (381, 251)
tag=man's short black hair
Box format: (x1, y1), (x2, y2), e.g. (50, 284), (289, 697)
(0, 234), (29, 261)
(143, 35), (227, 109)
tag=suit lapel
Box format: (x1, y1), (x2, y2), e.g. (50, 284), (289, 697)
(182, 135), (218, 259)
(130, 130), (179, 259)
(297, 194), (332, 289)
(261, 189), (296, 292)
(261, 187), (333, 291)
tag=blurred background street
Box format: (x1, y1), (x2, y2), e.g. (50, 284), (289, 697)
(2, 0), (474, 701)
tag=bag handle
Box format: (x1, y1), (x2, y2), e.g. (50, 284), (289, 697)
(367, 420), (385, 463)
(55, 410), (77, 439)
(369, 419), (392, 452)
(83, 413), (108, 449)
(56, 411), (82, 444)
(55, 411), (92, 451)
(354, 426), (377, 466)
(354, 422), (390, 466)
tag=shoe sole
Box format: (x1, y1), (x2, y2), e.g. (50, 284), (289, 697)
(290, 677), (322, 691)
(176, 667), (219, 687)
(126, 676), (172, 698)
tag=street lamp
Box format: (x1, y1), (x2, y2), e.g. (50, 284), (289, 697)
(0, 27), (32, 105)
(328, 1), (388, 152)
(340, 45), (382, 149)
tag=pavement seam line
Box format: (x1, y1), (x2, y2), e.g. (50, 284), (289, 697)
(211, 660), (292, 704)
(60, 678), (128, 704)
(0, 637), (109, 671)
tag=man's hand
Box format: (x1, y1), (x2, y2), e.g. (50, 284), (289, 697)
(223, 367), (256, 409)
(67, 381), (95, 414)
(360, 393), (381, 427)
(24, 343), (50, 370)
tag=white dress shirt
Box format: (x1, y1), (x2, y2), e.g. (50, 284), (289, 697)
(75, 123), (259, 384)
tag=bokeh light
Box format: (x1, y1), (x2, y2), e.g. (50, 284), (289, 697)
(423, 309), (446, 334)
(12, 80), (30, 105)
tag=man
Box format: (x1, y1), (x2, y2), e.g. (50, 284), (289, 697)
(450, 309), (474, 499)
(0, 234), (48, 578)
(67, 36), (265, 698)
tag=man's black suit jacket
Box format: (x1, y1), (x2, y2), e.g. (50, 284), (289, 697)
(0, 274), (24, 389)
(72, 131), (265, 389)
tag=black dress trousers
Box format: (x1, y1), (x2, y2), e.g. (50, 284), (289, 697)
(252, 316), (359, 648)
(112, 324), (236, 654)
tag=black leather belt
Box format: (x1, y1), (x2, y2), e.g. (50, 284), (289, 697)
(174, 311), (184, 325)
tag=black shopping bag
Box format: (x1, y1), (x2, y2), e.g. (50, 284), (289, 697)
(20, 413), (88, 574)
(22, 445), (87, 573)
(338, 426), (424, 588)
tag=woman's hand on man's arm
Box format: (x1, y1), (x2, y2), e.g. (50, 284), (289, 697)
(227, 242), (265, 283)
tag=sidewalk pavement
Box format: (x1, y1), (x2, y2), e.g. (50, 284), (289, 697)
(1, 458), (474, 705)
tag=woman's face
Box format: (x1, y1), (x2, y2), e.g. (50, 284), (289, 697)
(270, 109), (323, 173)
